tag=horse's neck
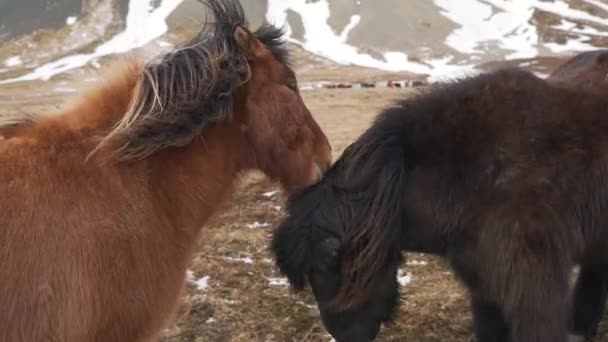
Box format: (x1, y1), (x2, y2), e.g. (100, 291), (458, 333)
(59, 62), (251, 237)
(146, 123), (251, 238)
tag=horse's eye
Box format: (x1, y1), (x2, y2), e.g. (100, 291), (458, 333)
(286, 80), (299, 93)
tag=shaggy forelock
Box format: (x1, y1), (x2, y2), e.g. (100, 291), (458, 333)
(276, 112), (408, 310)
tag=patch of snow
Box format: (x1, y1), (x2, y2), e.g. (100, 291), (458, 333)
(223, 256), (254, 264)
(436, 0), (607, 58)
(0, 0), (183, 84)
(544, 36), (597, 54)
(54, 86), (77, 93)
(186, 270), (210, 290)
(296, 301), (317, 309)
(91, 59), (101, 69)
(339, 14), (360, 42)
(554, 19), (608, 37)
(267, 0), (608, 82)
(397, 270), (412, 286)
(194, 276), (210, 290)
(246, 221), (270, 229)
(262, 190), (278, 198)
(535, 0), (608, 27)
(266, 0), (444, 76)
(4, 56), (22, 67)
(66, 16), (78, 25)
(406, 260), (428, 266)
(434, 0), (540, 59)
(267, 276), (289, 286)
(206, 317), (216, 323)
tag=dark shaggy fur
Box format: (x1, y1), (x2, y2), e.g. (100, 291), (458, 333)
(547, 50), (608, 341)
(272, 65), (608, 342)
(548, 49), (608, 91)
(101, 0), (289, 161)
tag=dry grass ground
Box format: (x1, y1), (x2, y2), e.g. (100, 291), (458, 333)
(2, 85), (608, 342)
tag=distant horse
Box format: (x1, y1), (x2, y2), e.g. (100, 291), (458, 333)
(547, 49), (608, 342)
(0, 0), (331, 341)
(272, 65), (608, 342)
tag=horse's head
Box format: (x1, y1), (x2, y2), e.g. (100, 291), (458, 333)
(99, 0), (331, 192)
(231, 21), (332, 192)
(271, 115), (408, 341)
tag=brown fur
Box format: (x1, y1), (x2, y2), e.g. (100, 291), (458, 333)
(548, 49), (608, 341)
(0, 1), (331, 341)
(548, 49), (608, 90)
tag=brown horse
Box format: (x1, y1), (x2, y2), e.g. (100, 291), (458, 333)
(0, 0), (331, 341)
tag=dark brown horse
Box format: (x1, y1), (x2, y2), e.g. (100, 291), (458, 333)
(271, 55), (608, 342)
(547, 49), (608, 342)
(0, 0), (331, 341)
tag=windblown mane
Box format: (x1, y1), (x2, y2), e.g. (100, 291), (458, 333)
(99, 0), (289, 161)
(329, 107), (410, 309)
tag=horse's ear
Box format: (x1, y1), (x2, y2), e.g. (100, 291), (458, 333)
(233, 25), (265, 58)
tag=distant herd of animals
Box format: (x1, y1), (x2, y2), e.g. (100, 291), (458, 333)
(2, 1), (608, 342)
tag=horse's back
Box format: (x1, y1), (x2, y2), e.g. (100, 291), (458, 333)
(548, 49), (608, 89)
(421, 67), (605, 148)
(406, 68), (608, 228)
